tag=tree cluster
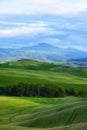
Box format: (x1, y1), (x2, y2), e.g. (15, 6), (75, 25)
(0, 83), (86, 97)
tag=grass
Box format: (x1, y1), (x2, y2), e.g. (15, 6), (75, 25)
(0, 59), (87, 93)
(0, 96), (87, 130)
(0, 60), (87, 129)
(0, 67), (87, 92)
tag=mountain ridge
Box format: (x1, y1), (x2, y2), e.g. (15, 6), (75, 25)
(0, 43), (87, 66)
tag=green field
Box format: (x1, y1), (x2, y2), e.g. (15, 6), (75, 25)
(0, 96), (87, 130)
(0, 59), (87, 92)
(0, 60), (87, 130)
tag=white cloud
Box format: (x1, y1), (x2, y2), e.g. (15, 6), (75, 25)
(0, 21), (57, 37)
(0, 27), (41, 37)
(0, 28), (44, 38)
(0, 21), (48, 27)
(0, 0), (87, 16)
(0, 20), (67, 37)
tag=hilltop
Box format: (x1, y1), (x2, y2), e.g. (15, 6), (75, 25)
(0, 59), (87, 76)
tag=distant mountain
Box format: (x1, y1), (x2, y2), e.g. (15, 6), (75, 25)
(0, 43), (87, 66)
(21, 43), (60, 52)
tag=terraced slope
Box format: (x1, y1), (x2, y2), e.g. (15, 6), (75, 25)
(0, 96), (87, 130)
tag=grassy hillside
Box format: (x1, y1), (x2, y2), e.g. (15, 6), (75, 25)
(0, 59), (87, 93)
(0, 60), (87, 129)
(1, 59), (87, 75)
(0, 96), (87, 130)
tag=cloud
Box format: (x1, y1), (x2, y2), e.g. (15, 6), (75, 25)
(0, 27), (43, 37)
(0, 21), (47, 27)
(0, 21), (58, 37)
(0, 20), (68, 37)
(0, 0), (87, 16)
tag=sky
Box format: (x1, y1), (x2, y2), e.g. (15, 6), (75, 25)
(0, 0), (87, 51)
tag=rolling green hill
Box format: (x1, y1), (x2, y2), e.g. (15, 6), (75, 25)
(0, 60), (87, 130)
(0, 59), (87, 93)
(0, 96), (87, 130)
